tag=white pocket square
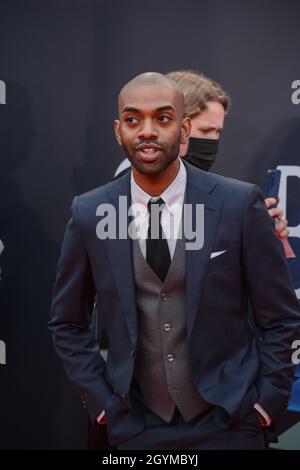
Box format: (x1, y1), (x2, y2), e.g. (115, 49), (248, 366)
(210, 250), (226, 259)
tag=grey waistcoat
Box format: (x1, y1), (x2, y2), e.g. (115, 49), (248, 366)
(131, 234), (211, 423)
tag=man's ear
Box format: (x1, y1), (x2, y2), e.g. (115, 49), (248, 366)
(180, 117), (191, 144)
(114, 119), (123, 146)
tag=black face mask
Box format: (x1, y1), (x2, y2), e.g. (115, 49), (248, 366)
(183, 137), (219, 171)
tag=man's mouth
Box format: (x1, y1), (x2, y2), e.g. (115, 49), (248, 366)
(135, 143), (162, 162)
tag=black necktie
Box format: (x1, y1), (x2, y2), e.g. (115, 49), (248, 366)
(146, 198), (171, 282)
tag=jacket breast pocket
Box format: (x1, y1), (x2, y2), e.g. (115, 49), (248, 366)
(207, 244), (240, 275)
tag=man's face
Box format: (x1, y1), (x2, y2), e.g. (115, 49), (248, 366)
(114, 84), (190, 177)
(180, 101), (225, 155)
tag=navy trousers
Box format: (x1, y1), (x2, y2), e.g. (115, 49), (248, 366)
(116, 401), (267, 450)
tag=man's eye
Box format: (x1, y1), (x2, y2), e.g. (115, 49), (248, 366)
(158, 115), (171, 122)
(125, 116), (138, 124)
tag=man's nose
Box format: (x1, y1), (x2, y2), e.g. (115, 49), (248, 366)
(137, 119), (159, 140)
(206, 130), (219, 140)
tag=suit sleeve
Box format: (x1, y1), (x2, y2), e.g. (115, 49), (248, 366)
(242, 185), (300, 424)
(48, 197), (113, 421)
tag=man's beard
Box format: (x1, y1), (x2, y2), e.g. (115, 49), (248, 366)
(124, 134), (181, 177)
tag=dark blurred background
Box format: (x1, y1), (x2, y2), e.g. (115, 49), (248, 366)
(0, 0), (299, 449)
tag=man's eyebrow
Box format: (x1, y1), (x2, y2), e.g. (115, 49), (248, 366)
(122, 106), (139, 113)
(156, 105), (176, 112)
(121, 105), (176, 113)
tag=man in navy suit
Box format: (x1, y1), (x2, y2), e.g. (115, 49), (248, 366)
(49, 72), (300, 450)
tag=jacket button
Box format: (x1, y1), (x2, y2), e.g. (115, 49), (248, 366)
(130, 349), (135, 357)
(121, 394), (128, 401)
(167, 353), (174, 362)
(161, 292), (168, 301)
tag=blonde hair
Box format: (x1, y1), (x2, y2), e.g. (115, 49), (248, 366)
(166, 70), (230, 118)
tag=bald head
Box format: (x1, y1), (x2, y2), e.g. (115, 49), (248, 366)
(118, 72), (185, 117)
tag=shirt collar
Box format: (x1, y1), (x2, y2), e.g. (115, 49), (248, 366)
(130, 158), (186, 215)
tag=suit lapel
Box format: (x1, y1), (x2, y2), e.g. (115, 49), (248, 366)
(104, 173), (138, 348)
(184, 163), (224, 341)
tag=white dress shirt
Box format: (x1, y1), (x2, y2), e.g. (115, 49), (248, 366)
(130, 158), (186, 259)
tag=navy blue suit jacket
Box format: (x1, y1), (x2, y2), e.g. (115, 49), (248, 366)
(49, 162), (300, 445)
